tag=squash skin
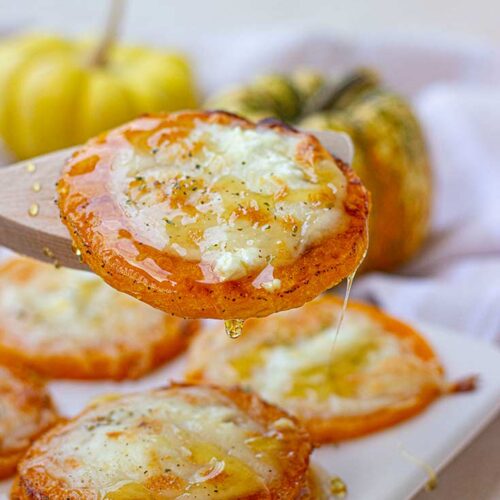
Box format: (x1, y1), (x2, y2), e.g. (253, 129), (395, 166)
(58, 111), (369, 320)
(0, 34), (197, 159)
(206, 69), (432, 272)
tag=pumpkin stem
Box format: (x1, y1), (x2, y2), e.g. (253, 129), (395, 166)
(90, 0), (126, 67)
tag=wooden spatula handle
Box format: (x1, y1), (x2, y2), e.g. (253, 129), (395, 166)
(0, 148), (86, 270)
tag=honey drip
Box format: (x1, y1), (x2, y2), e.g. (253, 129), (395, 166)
(334, 271), (356, 345)
(327, 269), (357, 377)
(71, 243), (83, 263)
(330, 220), (369, 365)
(225, 319), (245, 339)
(42, 247), (61, 269)
(399, 443), (438, 491)
(28, 203), (39, 217)
(25, 162), (36, 173)
(32, 181), (41, 192)
(329, 476), (348, 498)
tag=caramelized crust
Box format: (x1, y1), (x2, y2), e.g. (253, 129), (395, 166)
(0, 360), (58, 479)
(0, 257), (198, 380)
(186, 296), (451, 442)
(58, 111), (369, 319)
(13, 383), (312, 499)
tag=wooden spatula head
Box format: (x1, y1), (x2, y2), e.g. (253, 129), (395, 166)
(0, 148), (85, 270)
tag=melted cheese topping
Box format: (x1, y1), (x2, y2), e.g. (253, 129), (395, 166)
(21, 387), (295, 498)
(0, 365), (55, 453)
(112, 122), (347, 284)
(0, 261), (168, 355)
(193, 306), (444, 418)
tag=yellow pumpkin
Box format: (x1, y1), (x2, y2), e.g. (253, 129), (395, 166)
(206, 69), (432, 272)
(0, 34), (198, 159)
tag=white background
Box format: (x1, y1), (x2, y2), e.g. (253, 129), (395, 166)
(0, 0), (499, 46)
(0, 0), (500, 45)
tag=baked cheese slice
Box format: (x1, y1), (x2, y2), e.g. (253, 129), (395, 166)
(0, 257), (195, 380)
(186, 296), (452, 442)
(15, 383), (312, 499)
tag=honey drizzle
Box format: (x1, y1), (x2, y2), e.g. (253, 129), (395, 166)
(42, 247), (61, 269)
(329, 220), (369, 367)
(334, 271), (356, 345)
(327, 269), (357, 378)
(28, 203), (39, 217)
(399, 443), (438, 491)
(225, 319), (245, 339)
(25, 162), (36, 173)
(71, 243), (84, 263)
(329, 475), (348, 498)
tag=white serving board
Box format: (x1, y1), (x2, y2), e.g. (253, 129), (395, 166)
(1, 321), (499, 499)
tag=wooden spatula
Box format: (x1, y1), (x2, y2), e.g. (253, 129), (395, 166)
(0, 147), (86, 270)
(0, 130), (353, 271)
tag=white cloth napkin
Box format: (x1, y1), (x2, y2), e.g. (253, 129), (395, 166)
(352, 82), (500, 342)
(1, 28), (499, 341)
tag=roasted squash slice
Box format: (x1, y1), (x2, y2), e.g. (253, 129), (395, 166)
(186, 295), (474, 442)
(58, 111), (369, 319)
(13, 383), (312, 499)
(0, 256), (197, 380)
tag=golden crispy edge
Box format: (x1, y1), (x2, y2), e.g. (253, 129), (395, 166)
(186, 295), (444, 443)
(15, 382), (312, 500)
(0, 257), (199, 380)
(58, 111), (370, 319)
